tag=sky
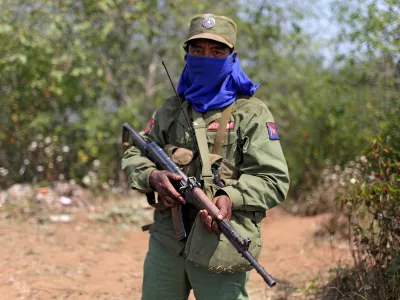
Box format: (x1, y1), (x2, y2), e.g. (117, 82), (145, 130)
(292, 0), (342, 63)
(238, 0), (342, 63)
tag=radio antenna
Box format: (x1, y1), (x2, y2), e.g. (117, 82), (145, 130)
(161, 61), (201, 160)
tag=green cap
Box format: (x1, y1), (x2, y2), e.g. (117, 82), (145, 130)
(184, 14), (237, 49)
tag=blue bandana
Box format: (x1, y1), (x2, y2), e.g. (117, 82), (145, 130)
(177, 52), (259, 112)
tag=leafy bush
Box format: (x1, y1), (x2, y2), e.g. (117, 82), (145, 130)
(318, 136), (399, 299)
(290, 158), (365, 217)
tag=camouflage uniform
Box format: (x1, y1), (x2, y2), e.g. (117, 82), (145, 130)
(122, 14), (289, 300)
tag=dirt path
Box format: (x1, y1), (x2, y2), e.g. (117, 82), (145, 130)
(0, 208), (352, 299)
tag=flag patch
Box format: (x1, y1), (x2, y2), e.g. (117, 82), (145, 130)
(266, 122), (279, 140)
(145, 119), (155, 133)
(207, 121), (235, 131)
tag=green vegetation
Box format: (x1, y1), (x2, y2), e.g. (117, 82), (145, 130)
(1, 1), (397, 198)
(0, 1), (399, 298)
(315, 136), (399, 299)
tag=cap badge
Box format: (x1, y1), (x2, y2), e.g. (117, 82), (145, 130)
(202, 17), (215, 29)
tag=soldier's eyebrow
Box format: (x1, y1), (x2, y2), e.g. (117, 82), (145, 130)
(189, 41), (201, 47)
(189, 41), (229, 51)
(210, 45), (228, 51)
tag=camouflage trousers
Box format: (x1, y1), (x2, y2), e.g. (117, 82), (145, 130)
(142, 235), (250, 300)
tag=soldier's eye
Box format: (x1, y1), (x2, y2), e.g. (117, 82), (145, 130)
(214, 51), (224, 57)
(191, 49), (202, 56)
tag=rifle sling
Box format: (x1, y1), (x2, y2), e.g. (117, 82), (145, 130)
(211, 102), (235, 155)
(191, 108), (212, 180)
(191, 102), (235, 186)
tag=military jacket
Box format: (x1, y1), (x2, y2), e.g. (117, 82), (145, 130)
(122, 95), (290, 255)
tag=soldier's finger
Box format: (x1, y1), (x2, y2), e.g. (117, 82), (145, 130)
(166, 172), (182, 182)
(200, 209), (208, 223)
(163, 196), (178, 207)
(212, 219), (220, 235)
(217, 205), (228, 220)
(205, 215), (213, 233)
(200, 210), (205, 222)
(163, 173), (185, 203)
(162, 196), (172, 207)
(163, 181), (186, 204)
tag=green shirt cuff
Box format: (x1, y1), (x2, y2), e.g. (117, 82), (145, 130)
(133, 167), (156, 193)
(220, 186), (243, 210)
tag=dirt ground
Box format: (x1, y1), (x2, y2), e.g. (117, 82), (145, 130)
(0, 206), (352, 300)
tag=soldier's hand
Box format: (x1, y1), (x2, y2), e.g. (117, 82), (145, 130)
(149, 170), (186, 208)
(200, 195), (232, 235)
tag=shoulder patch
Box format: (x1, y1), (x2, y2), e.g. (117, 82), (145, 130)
(266, 122), (279, 140)
(145, 118), (155, 133)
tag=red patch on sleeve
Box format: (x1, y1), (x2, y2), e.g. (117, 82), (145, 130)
(145, 119), (155, 133)
(207, 121), (235, 131)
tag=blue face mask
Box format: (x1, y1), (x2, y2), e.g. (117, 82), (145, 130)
(177, 52), (259, 112)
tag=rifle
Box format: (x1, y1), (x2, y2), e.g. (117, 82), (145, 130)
(122, 122), (276, 287)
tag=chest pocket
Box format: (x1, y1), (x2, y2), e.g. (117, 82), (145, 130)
(206, 129), (238, 163)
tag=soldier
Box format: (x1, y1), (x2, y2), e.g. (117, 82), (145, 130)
(122, 13), (289, 300)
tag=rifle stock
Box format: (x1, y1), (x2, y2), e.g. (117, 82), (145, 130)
(122, 122), (276, 288)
